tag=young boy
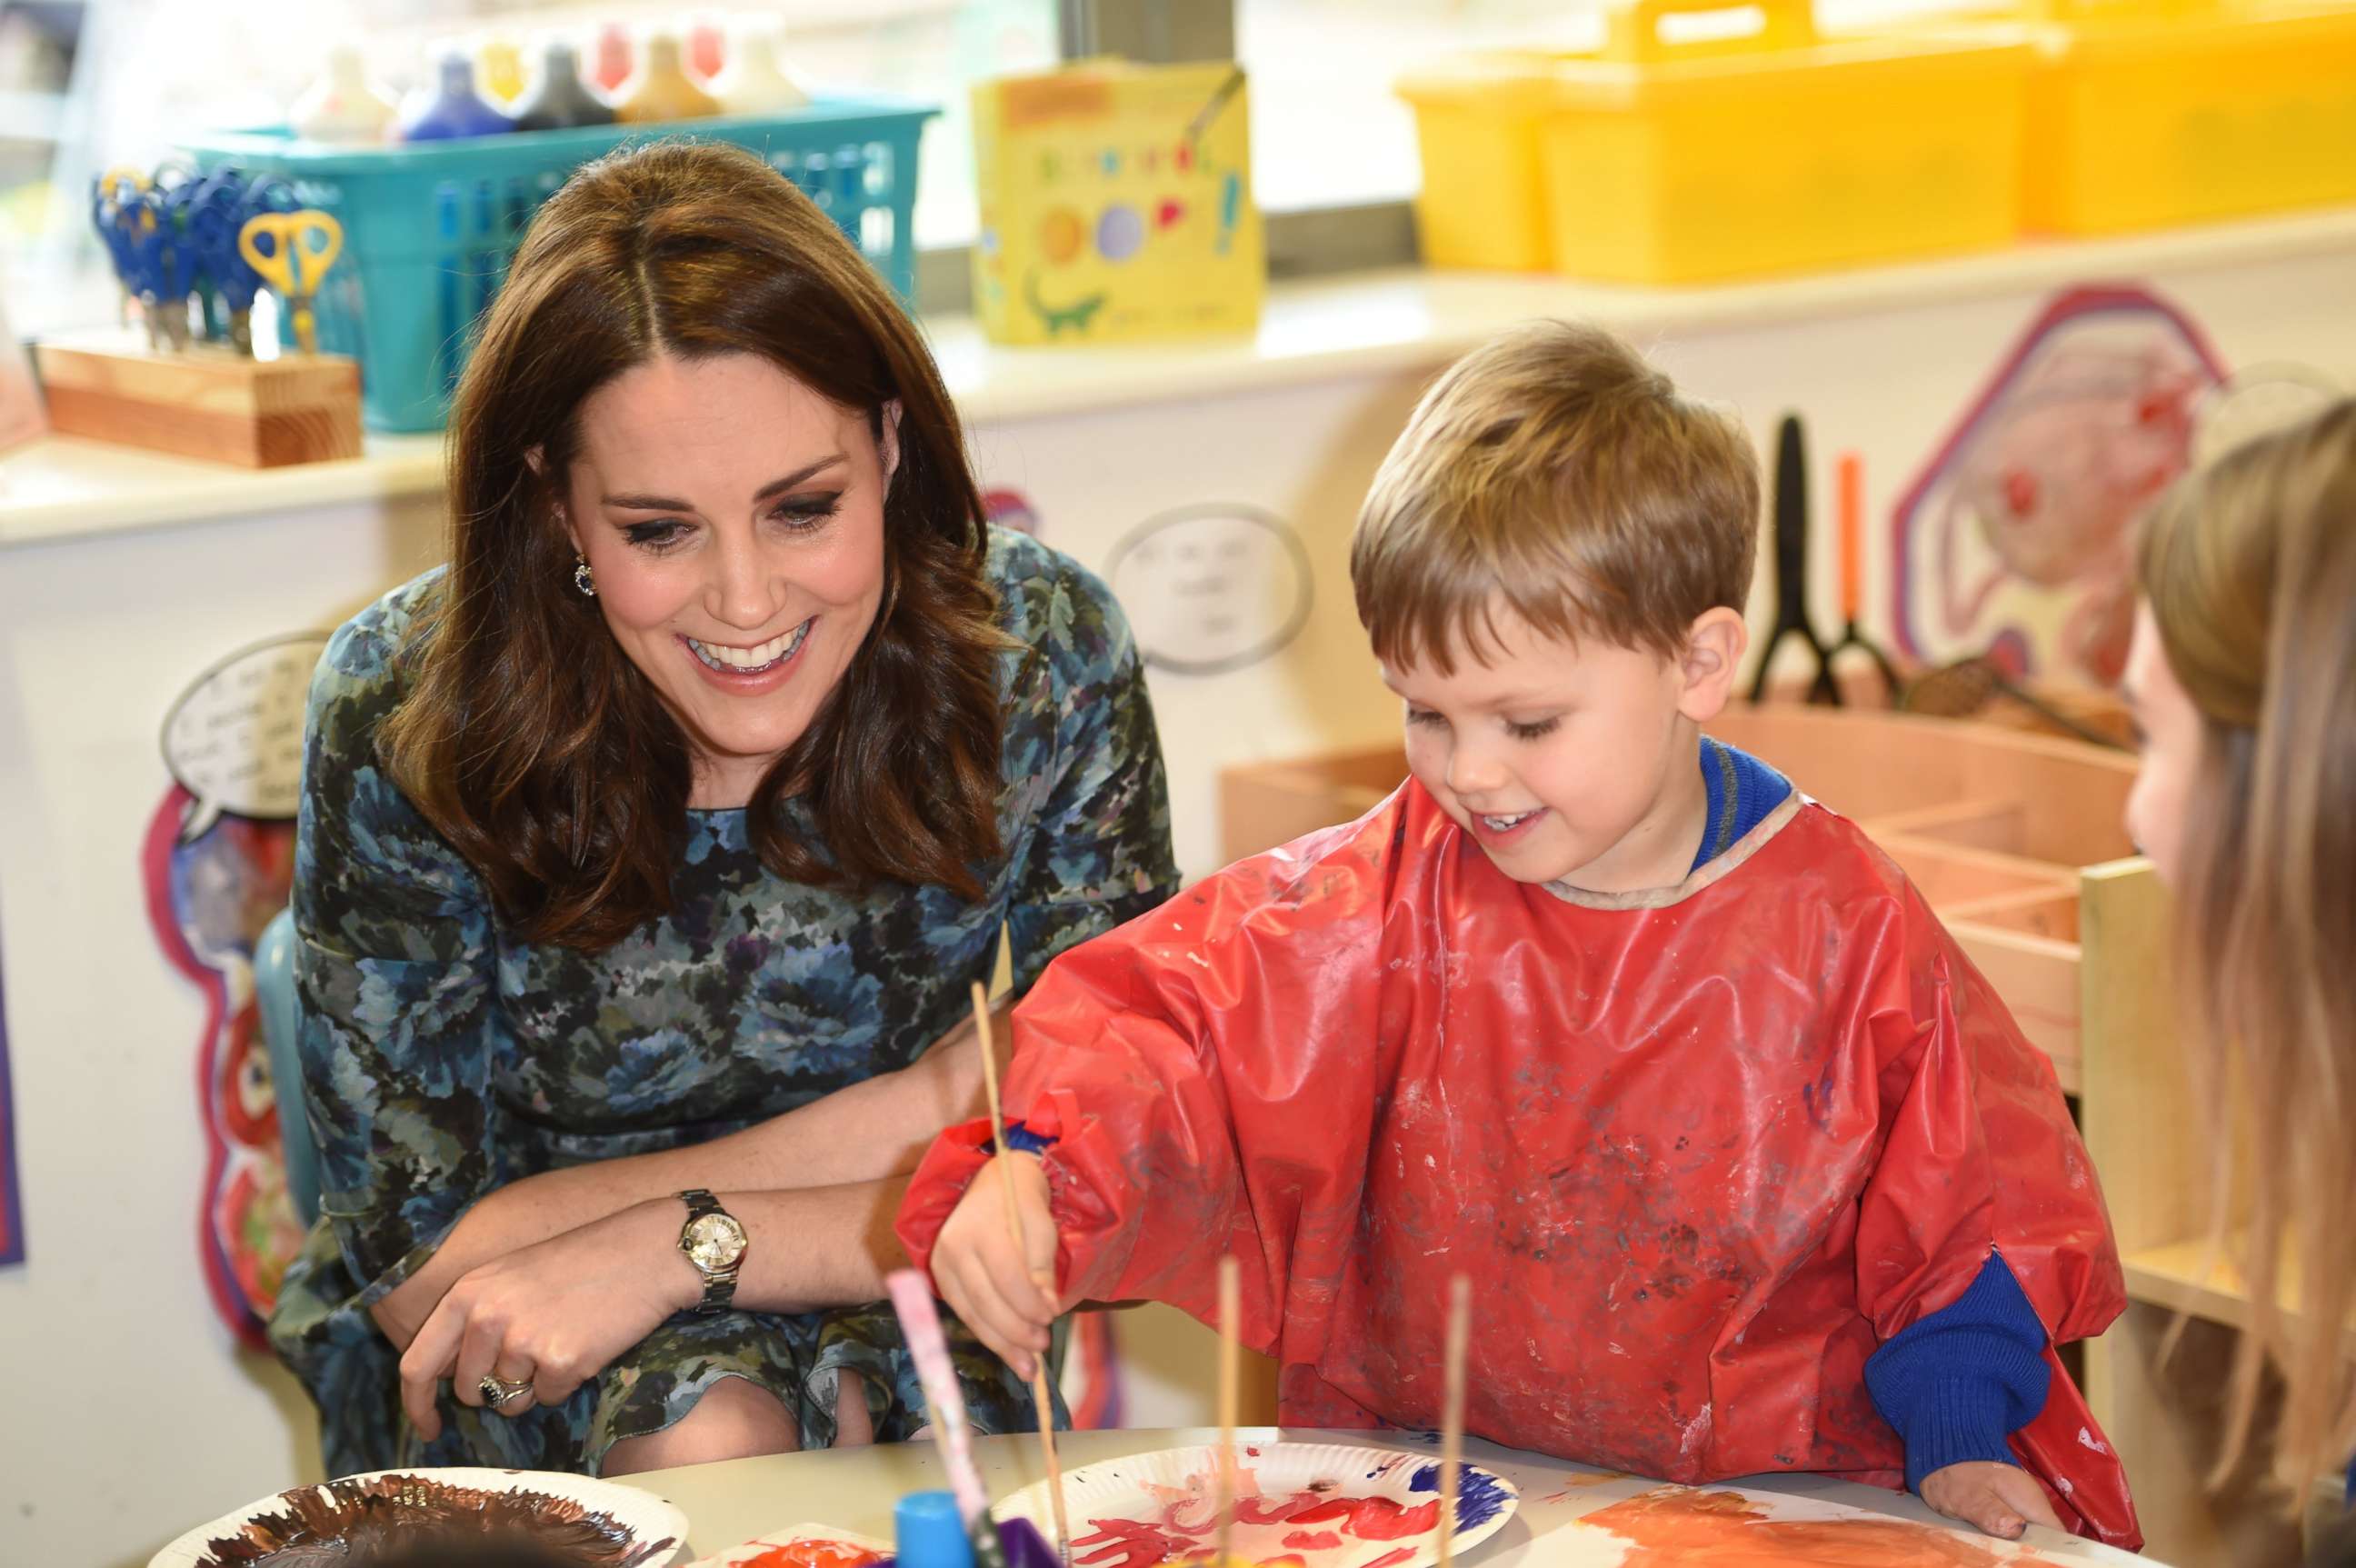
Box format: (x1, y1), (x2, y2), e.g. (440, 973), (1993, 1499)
(898, 323), (2138, 1548)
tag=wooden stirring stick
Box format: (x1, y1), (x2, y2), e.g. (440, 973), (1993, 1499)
(1214, 1253), (1242, 1568)
(973, 982), (1072, 1565)
(1438, 1273), (1470, 1568)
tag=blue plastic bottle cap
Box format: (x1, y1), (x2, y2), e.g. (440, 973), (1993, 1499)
(894, 1491), (974, 1568)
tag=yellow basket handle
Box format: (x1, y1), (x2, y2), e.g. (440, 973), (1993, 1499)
(1602, 0), (1819, 61)
(2016, 0), (2214, 18)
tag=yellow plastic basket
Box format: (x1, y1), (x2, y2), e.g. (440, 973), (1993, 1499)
(2017, 0), (2356, 235)
(1400, 0), (2034, 283)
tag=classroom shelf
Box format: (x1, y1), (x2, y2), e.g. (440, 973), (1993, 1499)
(2120, 1236), (2260, 1332)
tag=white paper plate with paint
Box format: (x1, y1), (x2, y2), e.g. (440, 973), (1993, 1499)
(995, 1442), (1519, 1568)
(149, 1467), (692, 1568)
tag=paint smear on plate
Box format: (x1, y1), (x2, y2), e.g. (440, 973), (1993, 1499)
(1068, 1473), (1454, 1568)
(735, 1541), (886, 1568)
(1583, 1489), (2068, 1566)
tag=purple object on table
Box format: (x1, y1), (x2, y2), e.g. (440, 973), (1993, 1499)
(996, 1515), (1060, 1568)
(401, 55), (514, 141)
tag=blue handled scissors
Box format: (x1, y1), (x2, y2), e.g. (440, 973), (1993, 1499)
(120, 180), (192, 351)
(91, 168), (158, 345)
(185, 168), (264, 354)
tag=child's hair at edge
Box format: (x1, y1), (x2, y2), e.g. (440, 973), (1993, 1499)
(1350, 318), (1760, 673)
(2134, 394), (2356, 1497)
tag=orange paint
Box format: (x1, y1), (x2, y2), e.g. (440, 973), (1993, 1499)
(739, 1541), (885, 1568)
(1537, 1471), (1632, 1502)
(1584, 1489), (2065, 1567)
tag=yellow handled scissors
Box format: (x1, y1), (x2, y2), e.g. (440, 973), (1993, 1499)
(238, 209), (344, 356)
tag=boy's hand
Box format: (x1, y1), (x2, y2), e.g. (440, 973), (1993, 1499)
(931, 1152), (1060, 1378)
(1920, 1461), (2064, 1540)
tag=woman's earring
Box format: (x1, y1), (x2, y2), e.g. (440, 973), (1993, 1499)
(574, 554), (597, 597)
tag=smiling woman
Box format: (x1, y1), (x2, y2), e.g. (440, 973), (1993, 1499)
(268, 142), (1180, 1483)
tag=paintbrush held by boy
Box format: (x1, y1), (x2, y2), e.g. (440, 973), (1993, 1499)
(899, 323), (2140, 1549)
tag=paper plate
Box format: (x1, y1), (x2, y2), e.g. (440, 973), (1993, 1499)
(995, 1443), (1519, 1568)
(689, 1523), (893, 1568)
(149, 1467), (693, 1568)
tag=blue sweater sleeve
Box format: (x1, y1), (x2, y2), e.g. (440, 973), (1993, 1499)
(1864, 1252), (2052, 1493)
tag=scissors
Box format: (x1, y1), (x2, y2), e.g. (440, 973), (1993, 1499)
(184, 169), (276, 354)
(238, 208), (344, 356)
(92, 169), (161, 346)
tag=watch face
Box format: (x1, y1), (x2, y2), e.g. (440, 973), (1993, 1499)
(684, 1212), (747, 1272)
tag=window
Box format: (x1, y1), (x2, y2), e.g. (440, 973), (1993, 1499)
(4, 0), (1059, 335)
(1238, 0), (1602, 215)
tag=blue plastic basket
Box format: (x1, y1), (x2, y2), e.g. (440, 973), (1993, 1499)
(184, 96), (937, 432)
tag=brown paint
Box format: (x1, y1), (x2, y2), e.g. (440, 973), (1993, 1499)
(1584, 1489), (2066, 1568)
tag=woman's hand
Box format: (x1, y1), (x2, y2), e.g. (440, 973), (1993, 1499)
(398, 1199), (698, 1439)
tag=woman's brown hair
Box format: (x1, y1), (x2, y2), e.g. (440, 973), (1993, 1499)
(379, 140), (1006, 949)
(2135, 396), (2356, 1493)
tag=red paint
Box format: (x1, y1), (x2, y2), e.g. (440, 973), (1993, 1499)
(1360, 1553), (1415, 1568)
(1074, 1519), (1201, 1568)
(740, 1542), (884, 1568)
(1077, 1486), (1443, 1567)
(1344, 1501), (1439, 1542)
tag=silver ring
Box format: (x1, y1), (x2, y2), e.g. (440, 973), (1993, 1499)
(478, 1374), (534, 1410)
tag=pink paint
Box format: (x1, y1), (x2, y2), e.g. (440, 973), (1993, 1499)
(1236, 1496), (1325, 1526)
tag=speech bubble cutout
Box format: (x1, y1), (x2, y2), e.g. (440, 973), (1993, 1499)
(161, 634), (331, 843)
(1104, 504), (1313, 676)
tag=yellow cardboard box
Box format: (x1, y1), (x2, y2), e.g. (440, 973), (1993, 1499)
(971, 59), (1264, 345)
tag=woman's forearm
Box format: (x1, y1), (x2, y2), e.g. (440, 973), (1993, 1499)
(369, 1003), (1003, 1346)
(632, 1178), (914, 1317)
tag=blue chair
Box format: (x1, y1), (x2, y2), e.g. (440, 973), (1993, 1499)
(255, 906), (322, 1228)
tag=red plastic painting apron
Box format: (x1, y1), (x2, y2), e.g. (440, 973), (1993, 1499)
(903, 783), (2140, 1549)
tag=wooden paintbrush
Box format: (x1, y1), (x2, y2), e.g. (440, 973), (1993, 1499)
(1213, 1253), (1243, 1568)
(1439, 1273), (1470, 1568)
(973, 982), (1072, 1566)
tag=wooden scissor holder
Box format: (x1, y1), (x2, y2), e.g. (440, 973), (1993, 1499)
(32, 331), (362, 468)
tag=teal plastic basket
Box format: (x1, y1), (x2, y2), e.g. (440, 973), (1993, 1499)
(184, 97), (936, 432)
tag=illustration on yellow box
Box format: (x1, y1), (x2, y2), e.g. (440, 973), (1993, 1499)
(971, 60), (1264, 345)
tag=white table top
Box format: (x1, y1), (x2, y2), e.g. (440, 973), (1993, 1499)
(622, 1426), (2134, 1565)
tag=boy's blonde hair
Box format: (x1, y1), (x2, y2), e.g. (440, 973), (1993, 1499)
(2136, 396), (2356, 1499)
(1352, 320), (1759, 672)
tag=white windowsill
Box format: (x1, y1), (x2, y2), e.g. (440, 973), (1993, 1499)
(5, 202), (2354, 553)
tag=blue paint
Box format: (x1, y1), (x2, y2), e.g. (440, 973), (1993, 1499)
(1410, 1463), (1509, 1532)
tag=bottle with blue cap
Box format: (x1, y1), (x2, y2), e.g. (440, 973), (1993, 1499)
(399, 50), (514, 142)
(895, 1491), (974, 1568)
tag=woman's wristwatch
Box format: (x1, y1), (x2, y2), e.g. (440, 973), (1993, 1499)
(674, 1188), (748, 1313)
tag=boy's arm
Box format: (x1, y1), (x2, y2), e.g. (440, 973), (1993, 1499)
(1852, 886), (2129, 1530)
(900, 799), (1409, 1361)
